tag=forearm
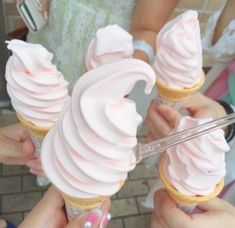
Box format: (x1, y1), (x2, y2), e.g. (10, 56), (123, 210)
(217, 101), (235, 143)
(19, 186), (64, 228)
(130, 0), (179, 62)
(212, 0), (235, 45)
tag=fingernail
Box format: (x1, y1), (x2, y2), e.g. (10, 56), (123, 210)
(156, 106), (168, 116)
(100, 213), (111, 228)
(83, 208), (102, 228)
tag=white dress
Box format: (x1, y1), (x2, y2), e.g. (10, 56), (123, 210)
(28, 0), (157, 117)
(27, 0), (136, 91)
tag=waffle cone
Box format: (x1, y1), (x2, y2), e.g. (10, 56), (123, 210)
(17, 114), (51, 186)
(16, 114), (50, 140)
(61, 192), (108, 210)
(159, 154), (224, 205)
(156, 70), (205, 102)
(60, 179), (125, 210)
(58, 180), (126, 221)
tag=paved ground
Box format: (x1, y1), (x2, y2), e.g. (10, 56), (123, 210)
(0, 109), (157, 227)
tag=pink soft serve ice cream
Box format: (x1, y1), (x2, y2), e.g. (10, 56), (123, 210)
(165, 116), (230, 196)
(41, 59), (156, 198)
(153, 10), (202, 89)
(85, 24), (133, 70)
(5, 39), (69, 127)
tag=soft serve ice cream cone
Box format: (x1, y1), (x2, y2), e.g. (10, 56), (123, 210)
(60, 190), (110, 220)
(60, 181), (125, 219)
(85, 24), (133, 70)
(153, 10), (205, 110)
(159, 154), (224, 213)
(159, 116), (230, 212)
(41, 58), (156, 219)
(5, 39), (69, 185)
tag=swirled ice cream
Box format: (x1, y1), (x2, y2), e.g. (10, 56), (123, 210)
(5, 39), (69, 127)
(166, 116), (229, 196)
(41, 59), (156, 198)
(153, 10), (202, 89)
(86, 25), (133, 70)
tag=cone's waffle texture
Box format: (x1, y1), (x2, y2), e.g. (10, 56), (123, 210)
(159, 153), (224, 205)
(17, 114), (50, 140)
(59, 179), (126, 210)
(156, 70), (205, 102)
(61, 192), (108, 210)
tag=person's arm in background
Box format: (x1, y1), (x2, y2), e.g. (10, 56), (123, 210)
(0, 124), (34, 165)
(151, 189), (235, 228)
(212, 0), (235, 45)
(130, 0), (180, 63)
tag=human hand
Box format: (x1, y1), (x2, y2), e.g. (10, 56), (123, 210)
(151, 189), (235, 228)
(26, 157), (44, 176)
(182, 93), (227, 119)
(20, 186), (111, 228)
(0, 124), (34, 165)
(15, 0), (49, 20)
(146, 99), (181, 142)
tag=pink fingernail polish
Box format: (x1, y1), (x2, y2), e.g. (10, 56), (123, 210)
(100, 213), (111, 228)
(84, 209), (102, 227)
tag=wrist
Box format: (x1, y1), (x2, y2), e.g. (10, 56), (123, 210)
(133, 40), (155, 63)
(217, 100), (235, 143)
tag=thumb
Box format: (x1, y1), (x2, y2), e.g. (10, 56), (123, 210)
(153, 189), (191, 228)
(182, 93), (208, 116)
(182, 93), (202, 108)
(20, 138), (34, 156)
(198, 197), (235, 212)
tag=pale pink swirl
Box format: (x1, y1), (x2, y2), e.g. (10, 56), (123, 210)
(166, 116), (230, 196)
(86, 25), (133, 70)
(153, 10), (202, 89)
(41, 59), (156, 198)
(5, 39), (69, 127)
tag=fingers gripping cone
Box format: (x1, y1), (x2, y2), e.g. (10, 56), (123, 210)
(61, 192), (109, 220)
(17, 114), (50, 186)
(156, 71), (205, 111)
(17, 114), (50, 144)
(159, 153), (224, 213)
(59, 180), (125, 220)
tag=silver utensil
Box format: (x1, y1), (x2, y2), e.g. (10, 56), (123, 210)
(134, 113), (235, 164)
